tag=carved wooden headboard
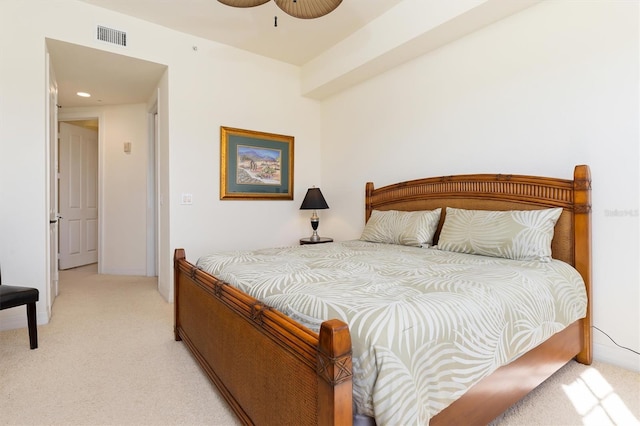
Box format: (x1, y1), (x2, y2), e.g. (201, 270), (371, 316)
(365, 165), (591, 268)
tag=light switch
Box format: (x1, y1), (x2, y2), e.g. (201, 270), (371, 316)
(181, 193), (193, 205)
(124, 142), (132, 153)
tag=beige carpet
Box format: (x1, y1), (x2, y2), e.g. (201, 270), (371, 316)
(0, 264), (638, 426)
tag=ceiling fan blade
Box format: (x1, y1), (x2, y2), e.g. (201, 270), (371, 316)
(218, 0), (270, 8)
(274, 0), (342, 19)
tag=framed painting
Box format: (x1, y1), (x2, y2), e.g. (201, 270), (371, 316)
(220, 126), (294, 200)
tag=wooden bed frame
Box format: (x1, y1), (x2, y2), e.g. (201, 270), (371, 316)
(174, 164), (592, 426)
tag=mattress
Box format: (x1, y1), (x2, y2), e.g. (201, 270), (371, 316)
(197, 240), (587, 425)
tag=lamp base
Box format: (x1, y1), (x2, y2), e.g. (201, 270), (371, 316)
(309, 217), (321, 241)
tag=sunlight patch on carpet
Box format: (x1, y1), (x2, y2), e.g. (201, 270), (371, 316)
(562, 367), (639, 426)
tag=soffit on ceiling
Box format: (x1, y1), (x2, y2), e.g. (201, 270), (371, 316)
(48, 39), (167, 108)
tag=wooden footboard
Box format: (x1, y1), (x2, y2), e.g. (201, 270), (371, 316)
(174, 249), (353, 425)
(430, 319), (585, 426)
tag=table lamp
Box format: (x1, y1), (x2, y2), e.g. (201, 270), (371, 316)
(300, 187), (329, 242)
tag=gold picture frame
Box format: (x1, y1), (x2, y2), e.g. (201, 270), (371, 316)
(220, 126), (294, 200)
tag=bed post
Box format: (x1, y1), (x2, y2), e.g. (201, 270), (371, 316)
(317, 319), (353, 426)
(174, 248), (185, 342)
(573, 165), (592, 364)
(365, 182), (374, 222)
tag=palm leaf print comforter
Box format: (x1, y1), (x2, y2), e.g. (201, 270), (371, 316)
(197, 240), (587, 425)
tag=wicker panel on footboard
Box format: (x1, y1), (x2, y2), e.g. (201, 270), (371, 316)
(174, 249), (352, 425)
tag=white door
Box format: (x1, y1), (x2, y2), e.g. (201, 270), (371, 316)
(59, 122), (98, 270)
(48, 57), (59, 307)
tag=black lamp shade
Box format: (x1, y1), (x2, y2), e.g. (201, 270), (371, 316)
(300, 187), (329, 210)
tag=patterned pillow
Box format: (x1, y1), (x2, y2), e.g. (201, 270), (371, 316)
(437, 207), (563, 261)
(360, 209), (441, 247)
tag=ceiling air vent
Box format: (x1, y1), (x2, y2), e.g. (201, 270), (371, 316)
(96, 25), (127, 47)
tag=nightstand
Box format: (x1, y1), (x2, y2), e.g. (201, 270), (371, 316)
(299, 237), (333, 245)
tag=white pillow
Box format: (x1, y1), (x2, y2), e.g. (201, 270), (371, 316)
(437, 207), (563, 261)
(360, 209), (441, 247)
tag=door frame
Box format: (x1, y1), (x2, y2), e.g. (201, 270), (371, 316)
(146, 102), (159, 277)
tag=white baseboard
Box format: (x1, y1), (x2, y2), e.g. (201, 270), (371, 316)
(99, 267), (147, 275)
(594, 342), (640, 372)
(0, 308), (49, 332)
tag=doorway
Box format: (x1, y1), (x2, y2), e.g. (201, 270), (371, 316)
(46, 38), (166, 301)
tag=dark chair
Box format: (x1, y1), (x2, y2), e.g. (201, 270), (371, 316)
(0, 267), (39, 349)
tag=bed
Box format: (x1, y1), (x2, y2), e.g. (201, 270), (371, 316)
(174, 164), (592, 425)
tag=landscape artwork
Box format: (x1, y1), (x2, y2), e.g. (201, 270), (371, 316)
(236, 145), (281, 186)
(220, 126), (294, 200)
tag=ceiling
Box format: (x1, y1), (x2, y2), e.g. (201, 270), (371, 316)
(78, 0), (403, 66)
(51, 1), (540, 109)
(51, 0), (403, 108)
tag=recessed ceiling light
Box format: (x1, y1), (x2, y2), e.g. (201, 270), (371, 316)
(77, 92), (91, 98)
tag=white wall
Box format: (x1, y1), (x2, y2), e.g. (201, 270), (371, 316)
(321, 1), (639, 371)
(0, 2), (49, 328)
(101, 104), (149, 274)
